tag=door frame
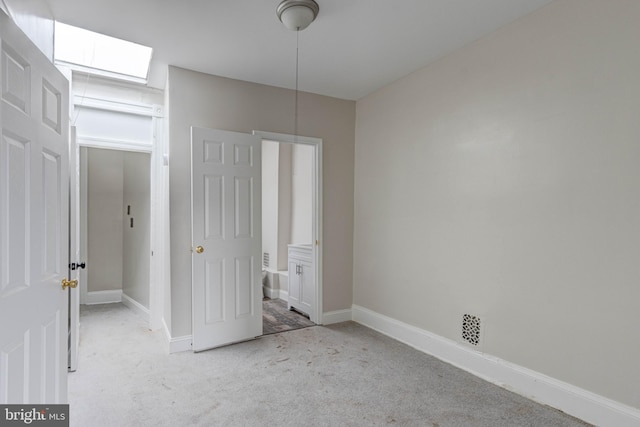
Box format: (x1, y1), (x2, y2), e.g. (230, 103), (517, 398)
(72, 95), (165, 330)
(252, 131), (323, 324)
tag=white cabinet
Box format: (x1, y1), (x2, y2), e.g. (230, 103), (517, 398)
(288, 244), (314, 320)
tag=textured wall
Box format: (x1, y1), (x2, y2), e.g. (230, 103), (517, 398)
(354, 0), (640, 409)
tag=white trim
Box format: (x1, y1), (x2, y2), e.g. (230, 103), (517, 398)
(253, 130), (323, 325)
(253, 131), (320, 147)
(263, 286), (277, 299)
(263, 286), (289, 301)
(169, 336), (192, 353)
(77, 136), (152, 153)
(322, 309), (352, 325)
(121, 293), (150, 321)
(148, 105), (166, 331)
(58, 62), (148, 86)
(161, 319), (171, 353)
(79, 148), (88, 306)
(73, 95), (160, 117)
(84, 290), (122, 305)
(162, 318), (193, 353)
(352, 305), (640, 427)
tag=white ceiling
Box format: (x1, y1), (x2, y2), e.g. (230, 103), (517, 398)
(44, 0), (555, 100)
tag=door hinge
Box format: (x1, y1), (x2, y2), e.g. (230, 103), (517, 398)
(69, 262), (86, 271)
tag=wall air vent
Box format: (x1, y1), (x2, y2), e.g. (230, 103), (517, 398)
(263, 252), (270, 268)
(461, 314), (481, 346)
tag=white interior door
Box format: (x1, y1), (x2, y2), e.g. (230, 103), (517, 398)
(0, 10), (70, 403)
(191, 127), (262, 351)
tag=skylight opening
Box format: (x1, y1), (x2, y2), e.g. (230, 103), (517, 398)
(54, 22), (153, 84)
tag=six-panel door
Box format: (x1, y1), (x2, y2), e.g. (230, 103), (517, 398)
(0, 10), (70, 403)
(191, 127), (262, 351)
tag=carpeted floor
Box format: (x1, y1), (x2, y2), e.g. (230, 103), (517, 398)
(262, 297), (315, 335)
(68, 303), (590, 427)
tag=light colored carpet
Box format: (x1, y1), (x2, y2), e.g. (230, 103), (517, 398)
(68, 303), (590, 426)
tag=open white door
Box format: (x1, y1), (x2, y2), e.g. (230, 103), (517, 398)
(191, 127), (262, 351)
(0, 10), (70, 403)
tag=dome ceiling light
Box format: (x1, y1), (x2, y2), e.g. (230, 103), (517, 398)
(276, 0), (319, 31)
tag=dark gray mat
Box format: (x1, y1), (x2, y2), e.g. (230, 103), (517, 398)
(262, 297), (315, 335)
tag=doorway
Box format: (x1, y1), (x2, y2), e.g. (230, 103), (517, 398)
(80, 146), (151, 316)
(256, 131), (323, 333)
(261, 139), (316, 334)
(69, 89), (165, 339)
(190, 129), (323, 350)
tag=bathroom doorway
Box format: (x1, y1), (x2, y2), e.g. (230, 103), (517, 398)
(258, 131), (323, 333)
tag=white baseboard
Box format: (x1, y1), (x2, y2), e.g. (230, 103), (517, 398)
(84, 290), (122, 305)
(169, 335), (192, 354)
(352, 305), (640, 427)
(121, 293), (150, 321)
(278, 290), (289, 301)
(162, 319), (192, 354)
(263, 286), (288, 301)
(161, 319), (171, 354)
(263, 285), (277, 299)
(322, 308), (352, 325)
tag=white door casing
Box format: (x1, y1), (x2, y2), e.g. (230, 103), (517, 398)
(73, 97), (162, 329)
(0, 10), (70, 403)
(68, 126), (79, 372)
(191, 127), (262, 351)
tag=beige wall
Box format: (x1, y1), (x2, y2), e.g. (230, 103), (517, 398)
(167, 67), (355, 336)
(354, 0), (640, 409)
(290, 143), (313, 245)
(276, 143), (292, 271)
(86, 148), (151, 307)
(122, 152), (151, 308)
(87, 148), (124, 293)
(262, 140), (280, 271)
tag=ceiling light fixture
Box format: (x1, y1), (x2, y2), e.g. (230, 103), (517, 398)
(276, 0), (319, 142)
(276, 0), (319, 31)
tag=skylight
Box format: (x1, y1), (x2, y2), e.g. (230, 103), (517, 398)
(54, 22), (153, 83)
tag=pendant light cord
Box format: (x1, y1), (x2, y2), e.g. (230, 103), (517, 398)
(294, 30), (300, 142)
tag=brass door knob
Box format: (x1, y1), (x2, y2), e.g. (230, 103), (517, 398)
(195, 246), (204, 254)
(61, 277), (78, 290)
